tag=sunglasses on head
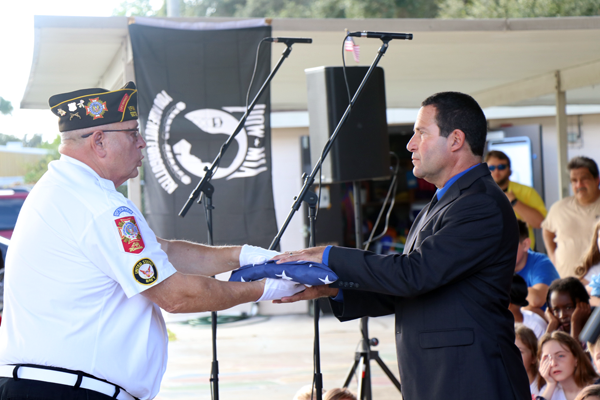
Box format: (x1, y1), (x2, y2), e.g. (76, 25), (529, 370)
(488, 164), (508, 172)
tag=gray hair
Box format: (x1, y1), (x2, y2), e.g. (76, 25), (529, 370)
(568, 156), (599, 179)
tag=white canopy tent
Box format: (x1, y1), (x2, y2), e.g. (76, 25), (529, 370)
(20, 15), (600, 206)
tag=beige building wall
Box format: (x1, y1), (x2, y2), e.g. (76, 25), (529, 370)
(0, 151), (49, 177)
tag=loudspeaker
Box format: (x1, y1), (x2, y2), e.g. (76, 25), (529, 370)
(305, 66), (390, 184)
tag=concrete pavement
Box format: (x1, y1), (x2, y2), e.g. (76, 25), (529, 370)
(155, 313), (402, 400)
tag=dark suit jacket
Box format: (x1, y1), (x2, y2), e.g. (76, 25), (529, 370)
(328, 164), (531, 400)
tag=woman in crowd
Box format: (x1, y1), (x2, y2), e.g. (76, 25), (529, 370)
(515, 324), (541, 395)
(586, 335), (600, 384)
(575, 220), (600, 306)
(574, 385), (600, 400)
(536, 331), (598, 400)
(546, 278), (592, 341)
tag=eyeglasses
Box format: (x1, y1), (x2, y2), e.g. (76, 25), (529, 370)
(488, 164), (508, 172)
(81, 129), (140, 139)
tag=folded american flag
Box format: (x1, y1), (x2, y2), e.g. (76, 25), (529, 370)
(229, 260), (338, 286)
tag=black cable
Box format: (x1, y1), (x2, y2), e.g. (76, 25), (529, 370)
(209, 37), (268, 180)
(363, 152), (400, 251)
(246, 38), (269, 112)
(315, 35), (356, 219)
(307, 34), (363, 397)
(341, 34), (353, 110)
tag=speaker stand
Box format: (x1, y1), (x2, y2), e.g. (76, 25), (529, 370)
(342, 182), (402, 399)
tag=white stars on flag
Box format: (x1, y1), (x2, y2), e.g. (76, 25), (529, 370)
(275, 270), (293, 281)
(319, 275), (334, 285)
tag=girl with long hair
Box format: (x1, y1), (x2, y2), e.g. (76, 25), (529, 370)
(574, 385), (600, 400)
(515, 324), (541, 395)
(575, 220), (600, 306)
(575, 220), (600, 282)
(537, 331), (598, 400)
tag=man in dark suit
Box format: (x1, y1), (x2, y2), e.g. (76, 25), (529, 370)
(275, 92), (531, 399)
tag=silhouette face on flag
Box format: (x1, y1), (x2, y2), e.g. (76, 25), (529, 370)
(230, 260), (338, 286)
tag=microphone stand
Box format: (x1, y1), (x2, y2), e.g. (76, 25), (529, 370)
(178, 41), (296, 400)
(269, 37), (395, 400)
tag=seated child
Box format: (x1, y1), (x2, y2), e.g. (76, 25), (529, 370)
(537, 331), (597, 400)
(546, 278), (592, 341)
(515, 324), (541, 395)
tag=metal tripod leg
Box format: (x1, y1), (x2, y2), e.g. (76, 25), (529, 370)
(343, 348), (402, 398)
(342, 355), (361, 388)
(343, 318), (401, 399)
(372, 351), (402, 391)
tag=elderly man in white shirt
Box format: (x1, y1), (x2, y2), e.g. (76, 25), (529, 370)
(0, 82), (302, 400)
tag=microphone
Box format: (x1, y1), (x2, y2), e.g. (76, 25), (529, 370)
(348, 31), (413, 40)
(265, 37), (313, 44)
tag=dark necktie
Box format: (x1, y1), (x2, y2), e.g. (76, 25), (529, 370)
(406, 193), (439, 253)
(426, 192), (439, 216)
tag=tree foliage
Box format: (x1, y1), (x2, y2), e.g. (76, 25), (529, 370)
(115, 0), (439, 18)
(23, 135), (61, 184)
(113, 0), (166, 16)
(0, 133), (21, 146)
(438, 0), (599, 18)
(115, 0), (599, 19)
(0, 133), (60, 183)
(0, 97), (13, 116)
(0, 133), (49, 147)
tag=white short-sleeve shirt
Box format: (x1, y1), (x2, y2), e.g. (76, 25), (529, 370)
(0, 155), (177, 399)
(522, 310), (548, 340)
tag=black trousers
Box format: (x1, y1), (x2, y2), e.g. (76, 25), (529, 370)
(0, 378), (113, 400)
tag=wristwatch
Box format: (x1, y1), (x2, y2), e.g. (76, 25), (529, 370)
(511, 198), (518, 207)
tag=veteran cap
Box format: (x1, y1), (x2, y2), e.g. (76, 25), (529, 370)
(49, 81), (138, 132)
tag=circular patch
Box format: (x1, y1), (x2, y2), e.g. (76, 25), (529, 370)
(133, 258), (158, 285)
(121, 221), (139, 240)
(85, 97), (108, 120)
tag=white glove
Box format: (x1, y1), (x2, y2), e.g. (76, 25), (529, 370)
(239, 244), (280, 266)
(258, 278), (306, 302)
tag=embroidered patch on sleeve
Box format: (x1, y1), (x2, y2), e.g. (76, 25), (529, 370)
(113, 206), (134, 217)
(133, 258), (158, 285)
(115, 216), (145, 254)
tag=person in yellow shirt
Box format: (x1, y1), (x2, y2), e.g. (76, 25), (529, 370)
(485, 150), (547, 249)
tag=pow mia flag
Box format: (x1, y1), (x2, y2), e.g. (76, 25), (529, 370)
(129, 18), (278, 247)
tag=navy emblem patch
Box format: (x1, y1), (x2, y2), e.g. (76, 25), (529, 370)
(133, 258), (158, 285)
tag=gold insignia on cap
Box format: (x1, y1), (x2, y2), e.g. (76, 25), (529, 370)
(57, 109), (66, 116)
(128, 105), (138, 118)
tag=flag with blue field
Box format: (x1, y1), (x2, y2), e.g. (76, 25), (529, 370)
(230, 260), (338, 286)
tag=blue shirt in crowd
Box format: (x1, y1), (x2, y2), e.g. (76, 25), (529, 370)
(516, 249), (560, 310)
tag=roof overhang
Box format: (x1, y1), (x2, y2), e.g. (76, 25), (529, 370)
(21, 15), (600, 111)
